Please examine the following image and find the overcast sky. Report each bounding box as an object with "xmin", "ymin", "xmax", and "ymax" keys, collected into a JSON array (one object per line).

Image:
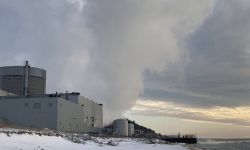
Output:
[{"xmin": 0, "ymin": 0, "xmax": 250, "ymax": 138}]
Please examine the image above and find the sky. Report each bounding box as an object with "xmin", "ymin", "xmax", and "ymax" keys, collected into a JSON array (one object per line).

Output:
[{"xmin": 0, "ymin": 0, "xmax": 250, "ymax": 138}]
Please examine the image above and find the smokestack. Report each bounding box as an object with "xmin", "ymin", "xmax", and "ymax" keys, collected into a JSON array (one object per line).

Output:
[{"xmin": 24, "ymin": 61, "xmax": 29, "ymax": 96}]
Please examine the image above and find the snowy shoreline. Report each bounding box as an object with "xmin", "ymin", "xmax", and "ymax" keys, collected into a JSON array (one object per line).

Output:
[{"xmin": 0, "ymin": 128, "xmax": 189, "ymax": 150}]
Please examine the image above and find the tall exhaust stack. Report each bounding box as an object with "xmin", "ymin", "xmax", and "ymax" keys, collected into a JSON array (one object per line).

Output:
[{"xmin": 24, "ymin": 60, "xmax": 29, "ymax": 96}]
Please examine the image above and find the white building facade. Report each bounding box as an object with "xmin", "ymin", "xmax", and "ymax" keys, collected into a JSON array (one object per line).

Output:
[{"xmin": 0, "ymin": 93, "xmax": 103, "ymax": 132}]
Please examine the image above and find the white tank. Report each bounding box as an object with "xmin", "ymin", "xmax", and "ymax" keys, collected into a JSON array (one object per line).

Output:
[
  {"xmin": 113, "ymin": 119, "xmax": 128, "ymax": 136},
  {"xmin": 128, "ymin": 123, "xmax": 134, "ymax": 136}
]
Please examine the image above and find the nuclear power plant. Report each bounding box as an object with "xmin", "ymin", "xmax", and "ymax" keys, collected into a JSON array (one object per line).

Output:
[{"xmin": 0, "ymin": 61, "xmax": 103, "ymax": 132}]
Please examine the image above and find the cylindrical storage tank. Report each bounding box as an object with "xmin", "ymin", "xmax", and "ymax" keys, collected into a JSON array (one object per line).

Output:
[
  {"xmin": 113, "ymin": 119, "xmax": 128, "ymax": 136},
  {"xmin": 0, "ymin": 62, "xmax": 46, "ymax": 96},
  {"xmin": 128, "ymin": 123, "xmax": 134, "ymax": 136}
]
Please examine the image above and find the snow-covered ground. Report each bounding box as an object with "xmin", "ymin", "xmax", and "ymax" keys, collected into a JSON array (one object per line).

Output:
[{"xmin": 0, "ymin": 128, "xmax": 188, "ymax": 150}]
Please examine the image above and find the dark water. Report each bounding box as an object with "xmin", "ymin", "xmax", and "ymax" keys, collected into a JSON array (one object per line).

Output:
[{"xmin": 188, "ymin": 139, "xmax": 250, "ymax": 150}]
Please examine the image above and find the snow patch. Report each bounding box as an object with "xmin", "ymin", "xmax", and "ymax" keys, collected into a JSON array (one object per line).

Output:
[{"xmin": 0, "ymin": 128, "xmax": 188, "ymax": 150}]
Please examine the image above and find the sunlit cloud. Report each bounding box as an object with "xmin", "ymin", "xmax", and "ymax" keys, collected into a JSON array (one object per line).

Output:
[{"xmin": 131, "ymin": 99, "xmax": 250, "ymax": 127}]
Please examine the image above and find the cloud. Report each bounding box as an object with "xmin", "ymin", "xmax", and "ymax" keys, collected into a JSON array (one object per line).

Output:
[
  {"xmin": 144, "ymin": 0, "xmax": 250, "ymax": 108},
  {"xmin": 130, "ymin": 99, "xmax": 250, "ymax": 127},
  {"xmin": 82, "ymin": 0, "xmax": 214, "ymax": 121}
]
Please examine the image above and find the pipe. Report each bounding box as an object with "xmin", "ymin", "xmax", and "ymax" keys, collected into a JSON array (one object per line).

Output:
[{"xmin": 24, "ymin": 61, "xmax": 29, "ymax": 96}]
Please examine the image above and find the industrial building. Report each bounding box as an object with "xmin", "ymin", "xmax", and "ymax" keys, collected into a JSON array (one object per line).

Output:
[{"xmin": 0, "ymin": 61, "xmax": 103, "ymax": 132}]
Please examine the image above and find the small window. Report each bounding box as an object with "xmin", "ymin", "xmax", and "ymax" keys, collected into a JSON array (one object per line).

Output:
[
  {"xmin": 48, "ymin": 103, "xmax": 53, "ymax": 107},
  {"xmin": 33, "ymin": 103, "xmax": 41, "ymax": 109},
  {"xmin": 24, "ymin": 103, "xmax": 29, "ymax": 107}
]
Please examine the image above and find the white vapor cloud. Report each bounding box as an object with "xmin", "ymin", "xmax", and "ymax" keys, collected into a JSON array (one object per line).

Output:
[{"xmin": 82, "ymin": 0, "xmax": 214, "ymax": 122}]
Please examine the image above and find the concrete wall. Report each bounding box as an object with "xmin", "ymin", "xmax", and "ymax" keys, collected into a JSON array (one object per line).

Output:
[
  {"xmin": 60, "ymin": 94, "xmax": 103, "ymax": 128},
  {"xmin": 78, "ymin": 96, "xmax": 103, "ymax": 128},
  {"xmin": 57, "ymin": 98, "xmax": 86, "ymax": 132},
  {"xmin": 0, "ymin": 97, "xmax": 58, "ymax": 129}
]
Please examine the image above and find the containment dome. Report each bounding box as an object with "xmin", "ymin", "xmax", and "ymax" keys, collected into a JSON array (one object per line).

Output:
[{"xmin": 0, "ymin": 61, "xmax": 46, "ymax": 96}]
